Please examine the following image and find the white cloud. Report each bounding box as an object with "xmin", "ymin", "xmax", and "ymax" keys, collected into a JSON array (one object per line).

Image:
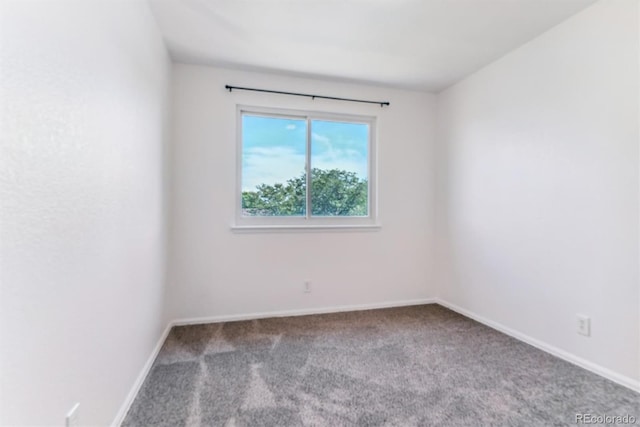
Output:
[
  {"xmin": 311, "ymin": 135, "xmax": 368, "ymax": 179},
  {"xmin": 313, "ymin": 154, "xmax": 368, "ymax": 179},
  {"xmin": 311, "ymin": 132, "xmax": 330, "ymax": 144},
  {"xmin": 286, "ymin": 124, "xmax": 296, "ymax": 130},
  {"xmin": 243, "ymin": 142, "xmax": 369, "ymax": 192},
  {"xmin": 311, "ymin": 133, "xmax": 367, "ymax": 176},
  {"xmin": 243, "ymin": 146, "xmax": 305, "ymax": 191}
]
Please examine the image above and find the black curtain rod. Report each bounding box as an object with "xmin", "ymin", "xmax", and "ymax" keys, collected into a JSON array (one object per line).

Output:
[{"xmin": 225, "ymin": 85, "xmax": 390, "ymax": 107}]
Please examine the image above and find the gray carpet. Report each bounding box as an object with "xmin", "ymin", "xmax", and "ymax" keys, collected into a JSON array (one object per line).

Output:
[{"xmin": 122, "ymin": 304, "xmax": 639, "ymax": 426}]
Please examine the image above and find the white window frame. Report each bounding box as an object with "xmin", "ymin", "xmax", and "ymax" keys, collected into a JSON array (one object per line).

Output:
[{"xmin": 233, "ymin": 105, "xmax": 379, "ymax": 231}]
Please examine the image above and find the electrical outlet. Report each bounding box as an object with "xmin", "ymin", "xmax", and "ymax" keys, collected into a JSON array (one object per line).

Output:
[
  {"xmin": 304, "ymin": 280, "xmax": 311, "ymax": 293},
  {"xmin": 577, "ymin": 314, "xmax": 590, "ymax": 336},
  {"xmin": 66, "ymin": 403, "xmax": 79, "ymax": 427}
]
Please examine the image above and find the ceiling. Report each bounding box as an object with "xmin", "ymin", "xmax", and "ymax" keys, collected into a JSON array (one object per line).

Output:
[{"xmin": 148, "ymin": 0, "xmax": 597, "ymax": 92}]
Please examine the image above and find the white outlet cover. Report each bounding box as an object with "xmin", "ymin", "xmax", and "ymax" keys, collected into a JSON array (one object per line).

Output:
[{"xmin": 577, "ymin": 314, "xmax": 591, "ymax": 336}]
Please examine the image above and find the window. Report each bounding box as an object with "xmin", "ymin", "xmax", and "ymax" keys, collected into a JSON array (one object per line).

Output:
[{"xmin": 236, "ymin": 106, "xmax": 377, "ymax": 229}]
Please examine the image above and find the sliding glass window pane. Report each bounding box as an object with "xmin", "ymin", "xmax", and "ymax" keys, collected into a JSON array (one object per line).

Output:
[
  {"xmin": 241, "ymin": 115, "xmax": 307, "ymax": 216},
  {"xmin": 310, "ymin": 120, "xmax": 369, "ymax": 217}
]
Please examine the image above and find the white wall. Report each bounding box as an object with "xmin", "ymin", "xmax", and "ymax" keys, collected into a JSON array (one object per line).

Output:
[
  {"xmin": 166, "ymin": 65, "xmax": 436, "ymax": 321},
  {"xmin": 436, "ymin": 0, "xmax": 639, "ymax": 387},
  {"xmin": 0, "ymin": 0, "xmax": 171, "ymax": 425}
]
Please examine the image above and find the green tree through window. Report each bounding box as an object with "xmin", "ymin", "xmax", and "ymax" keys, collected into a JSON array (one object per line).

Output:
[{"xmin": 242, "ymin": 168, "xmax": 367, "ymax": 216}]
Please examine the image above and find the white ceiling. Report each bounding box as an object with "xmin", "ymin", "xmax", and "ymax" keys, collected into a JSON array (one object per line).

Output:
[{"xmin": 148, "ymin": 0, "xmax": 597, "ymax": 92}]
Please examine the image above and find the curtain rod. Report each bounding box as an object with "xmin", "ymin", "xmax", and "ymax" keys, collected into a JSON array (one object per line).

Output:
[{"xmin": 225, "ymin": 85, "xmax": 390, "ymax": 107}]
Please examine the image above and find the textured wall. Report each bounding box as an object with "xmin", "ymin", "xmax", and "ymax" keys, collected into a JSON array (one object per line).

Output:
[
  {"xmin": 436, "ymin": 0, "xmax": 639, "ymax": 386},
  {"xmin": 0, "ymin": 0, "xmax": 171, "ymax": 424}
]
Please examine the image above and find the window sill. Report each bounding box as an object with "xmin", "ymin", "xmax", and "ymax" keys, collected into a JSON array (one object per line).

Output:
[{"xmin": 230, "ymin": 224, "xmax": 382, "ymax": 233}]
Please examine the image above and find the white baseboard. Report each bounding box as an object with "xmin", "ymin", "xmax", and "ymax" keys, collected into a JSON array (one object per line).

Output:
[
  {"xmin": 435, "ymin": 298, "xmax": 640, "ymax": 393},
  {"xmin": 111, "ymin": 323, "xmax": 173, "ymax": 427},
  {"xmin": 172, "ymin": 298, "xmax": 437, "ymax": 326}
]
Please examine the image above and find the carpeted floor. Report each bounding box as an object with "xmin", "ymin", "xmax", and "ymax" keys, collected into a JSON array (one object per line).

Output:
[{"xmin": 122, "ymin": 304, "xmax": 639, "ymax": 426}]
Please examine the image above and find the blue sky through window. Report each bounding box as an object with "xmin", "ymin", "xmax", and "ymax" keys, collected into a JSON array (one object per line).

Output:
[
  {"xmin": 242, "ymin": 115, "xmax": 368, "ymax": 191},
  {"xmin": 311, "ymin": 120, "xmax": 368, "ymax": 180},
  {"xmin": 242, "ymin": 115, "xmax": 306, "ymax": 191}
]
